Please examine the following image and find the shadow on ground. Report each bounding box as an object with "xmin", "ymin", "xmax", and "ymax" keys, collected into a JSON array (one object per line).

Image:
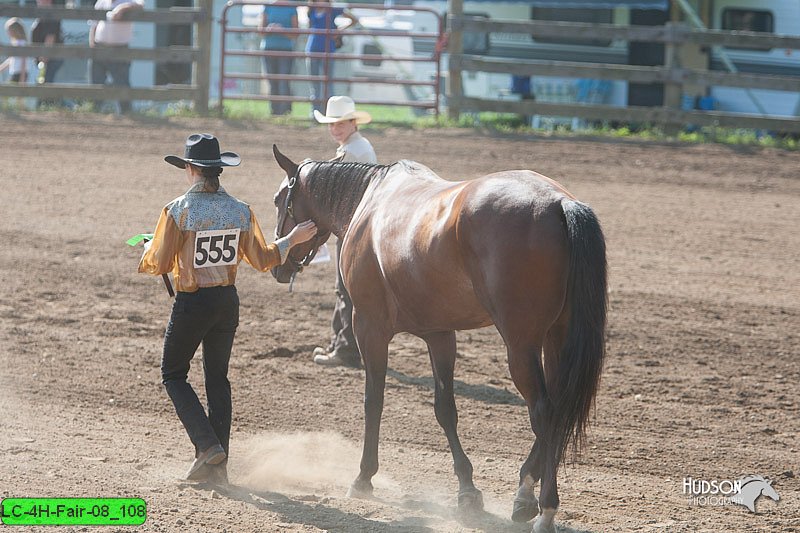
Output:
[
  {"xmin": 189, "ymin": 481, "xmax": 596, "ymax": 532},
  {"xmin": 388, "ymin": 369, "xmax": 525, "ymax": 406}
]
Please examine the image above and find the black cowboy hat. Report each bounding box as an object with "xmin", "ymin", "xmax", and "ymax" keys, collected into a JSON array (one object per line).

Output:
[{"xmin": 165, "ymin": 133, "xmax": 241, "ymax": 169}]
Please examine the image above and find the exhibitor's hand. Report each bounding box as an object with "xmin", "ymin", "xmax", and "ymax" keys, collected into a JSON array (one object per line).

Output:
[{"xmin": 287, "ymin": 220, "xmax": 317, "ymax": 247}]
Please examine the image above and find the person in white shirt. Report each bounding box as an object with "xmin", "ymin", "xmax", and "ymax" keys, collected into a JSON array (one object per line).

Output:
[
  {"xmin": 311, "ymin": 96, "xmax": 377, "ymax": 367},
  {"xmin": 0, "ymin": 18, "xmax": 28, "ymax": 83},
  {"xmin": 88, "ymin": 0, "xmax": 144, "ymax": 113}
]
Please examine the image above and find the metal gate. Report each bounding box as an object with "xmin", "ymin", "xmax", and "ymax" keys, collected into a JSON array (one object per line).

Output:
[{"xmin": 219, "ymin": 1, "xmax": 444, "ymax": 117}]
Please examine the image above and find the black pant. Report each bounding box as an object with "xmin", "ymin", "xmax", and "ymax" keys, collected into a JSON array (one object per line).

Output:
[
  {"xmin": 161, "ymin": 286, "xmax": 239, "ymax": 456},
  {"xmin": 330, "ymin": 238, "xmax": 359, "ymax": 357}
]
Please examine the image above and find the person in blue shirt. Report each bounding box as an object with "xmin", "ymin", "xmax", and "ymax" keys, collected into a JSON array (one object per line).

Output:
[
  {"xmin": 305, "ymin": 0, "xmax": 357, "ymax": 113},
  {"xmin": 510, "ymin": 75, "xmax": 534, "ymax": 125},
  {"xmin": 511, "ymin": 75, "xmax": 532, "ymax": 100},
  {"xmin": 259, "ymin": 1, "xmax": 298, "ymax": 116}
]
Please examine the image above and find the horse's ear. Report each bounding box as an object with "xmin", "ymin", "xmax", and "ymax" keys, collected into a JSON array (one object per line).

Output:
[{"xmin": 273, "ymin": 144, "xmax": 299, "ymax": 177}]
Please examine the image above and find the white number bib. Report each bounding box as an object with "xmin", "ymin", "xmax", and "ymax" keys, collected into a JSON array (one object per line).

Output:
[{"xmin": 194, "ymin": 228, "xmax": 240, "ymax": 269}]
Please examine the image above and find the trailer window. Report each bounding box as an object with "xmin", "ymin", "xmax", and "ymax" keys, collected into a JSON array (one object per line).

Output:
[
  {"xmin": 530, "ymin": 8, "xmax": 612, "ymax": 47},
  {"xmin": 362, "ymin": 43, "xmax": 382, "ymax": 67},
  {"xmin": 722, "ymin": 9, "xmax": 773, "ymax": 33},
  {"xmin": 721, "ymin": 9, "xmax": 773, "ymax": 50}
]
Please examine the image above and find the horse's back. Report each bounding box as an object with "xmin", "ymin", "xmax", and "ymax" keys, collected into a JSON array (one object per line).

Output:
[
  {"xmin": 343, "ymin": 163, "xmax": 572, "ymax": 334},
  {"xmin": 365, "ymin": 163, "xmax": 572, "ymax": 229},
  {"xmin": 462, "ymin": 169, "xmax": 574, "ymax": 214}
]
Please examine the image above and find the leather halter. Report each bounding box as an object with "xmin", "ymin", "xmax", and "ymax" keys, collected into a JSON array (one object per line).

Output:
[{"xmin": 276, "ymin": 165, "xmax": 321, "ymax": 273}]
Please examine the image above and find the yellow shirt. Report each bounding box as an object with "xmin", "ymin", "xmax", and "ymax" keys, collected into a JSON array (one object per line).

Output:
[{"xmin": 138, "ymin": 183, "xmax": 288, "ymax": 293}]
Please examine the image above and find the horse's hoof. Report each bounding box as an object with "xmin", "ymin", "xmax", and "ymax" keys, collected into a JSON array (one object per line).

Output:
[
  {"xmin": 532, "ymin": 522, "xmax": 556, "ymax": 533},
  {"xmin": 346, "ymin": 479, "xmax": 374, "ymax": 499},
  {"xmin": 511, "ymin": 495, "xmax": 539, "ymax": 522},
  {"xmin": 532, "ymin": 508, "xmax": 557, "ymax": 533},
  {"xmin": 457, "ymin": 488, "xmax": 484, "ymax": 512}
]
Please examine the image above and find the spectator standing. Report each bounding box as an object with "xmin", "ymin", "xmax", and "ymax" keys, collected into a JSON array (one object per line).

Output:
[
  {"xmin": 0, "ymin": 18, "xmax": 29, "ymax": 84},
  {"xmin": 89, "ymin": 0, "xmax": 144, "ymax": 114},
  {"xmin": 510, "ymin": 75, "xmax": 534, "ymax": 126},
  {"xmin": 305, "ymin": 0, "xmax": 356, "ymax": 113},
  {"xmin": 511, "ymin": 75, "xmax": 533, "ymax": 100},
  {"xmin": 31, "ymin": 0, "xmax": 64, "ymax": 106},
  {"xmin": 311, "ymin": 96, "xmax": 376, "ymax": 368},
  {"xmin": 258, "ymin": 0, "xmax": 298, "ymax": 116}
]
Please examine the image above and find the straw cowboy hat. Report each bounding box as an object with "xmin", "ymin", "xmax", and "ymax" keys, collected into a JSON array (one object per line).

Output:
[
  {"xmin": 313, "ymin": 96, "xmax": 372, "ymax": 124},
  {"xmin": 165, "ymin": 133, "xmax": 241, "ymax": 169}
]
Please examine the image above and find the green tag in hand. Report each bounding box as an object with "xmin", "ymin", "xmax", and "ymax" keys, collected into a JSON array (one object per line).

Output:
[{"xmin": 126, "ymin": 233, "xmax": 154, "ymax": 246}]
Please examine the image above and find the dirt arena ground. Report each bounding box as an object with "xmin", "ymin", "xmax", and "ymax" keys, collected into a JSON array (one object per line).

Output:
[{"xmin": 1, "ymin": 113, "xmax": 798, "ymax": 533}]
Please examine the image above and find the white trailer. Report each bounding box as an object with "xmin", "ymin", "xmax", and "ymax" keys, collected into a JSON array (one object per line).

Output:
[
  {"xmin": 705, "ymin": 0, "xmax": 800, "ymax": 116},
  {"xmin": 410, "ymin": 0, "xmax": 800, "ymax": 118}
]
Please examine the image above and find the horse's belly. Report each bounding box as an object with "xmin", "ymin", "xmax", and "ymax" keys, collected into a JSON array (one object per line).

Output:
[{"xmin": 392, "ymin": 274, "xmax": 493, "ymax": 333}]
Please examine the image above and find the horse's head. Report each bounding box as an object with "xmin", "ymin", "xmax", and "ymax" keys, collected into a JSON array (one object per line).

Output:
[
  {"xmin": 733, "ymin": 475, "xmax": 781, "ymax": 512},
  {"xmin": 270, "ymin": 145, "xmax": 328, "ymax": 284},
  {"xmin": 761, "ymin": 479, "xmax": 780, "ymax": 502}
]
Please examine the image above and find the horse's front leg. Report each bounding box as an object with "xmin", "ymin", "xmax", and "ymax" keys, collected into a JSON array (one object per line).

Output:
[
  {"xmin": 347, "ymin": 312, "xmax": 390, "ymax": 499},
  {"xmin": 423, "ymin": 331, "xmax": 483, "ymax": 512}
]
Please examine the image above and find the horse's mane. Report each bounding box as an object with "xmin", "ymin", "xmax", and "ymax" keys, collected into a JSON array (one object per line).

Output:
[{"xmin": 305, "ymin": 160, "xmax": 394, "ymax": 230}]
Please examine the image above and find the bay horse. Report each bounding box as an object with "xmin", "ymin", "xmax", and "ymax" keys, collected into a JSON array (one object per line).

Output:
[{"xmin": 270, "ymin": 145, "xmax": 606, "ymax": 533}]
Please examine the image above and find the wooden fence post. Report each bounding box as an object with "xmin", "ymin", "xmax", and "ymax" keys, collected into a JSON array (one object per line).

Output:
[
  {"xmin": 194, "ymin": 0, "xmax": 212, "ymax": 115},
  {"xmin": 662, "ymin": 22, "xmax": 683, "ymax": 135},
  {"xmin": 447, "ymin": 0, "xmax": 463, "ymax": 121}
]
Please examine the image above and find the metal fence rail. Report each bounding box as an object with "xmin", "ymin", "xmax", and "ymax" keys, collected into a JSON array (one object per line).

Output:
[{"xmin": 219, "ymin": 0, "xmax": 443, "ymax": 116}]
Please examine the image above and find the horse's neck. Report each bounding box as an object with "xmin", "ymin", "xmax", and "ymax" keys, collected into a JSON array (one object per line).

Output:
[
  {"xmin": 320, "ymin": 208, "xmax": 350, "ymax": 240},
  {"xmin": 312, "ymin": 191, "xmax": 357, "ymax": 239},
  {"xmin": 307, "ymin": 165, "xmax": 374, "ymax": 238},
  {"xmin": 330, "ymin": 197, "xmax": 358, "ymax": 238}
]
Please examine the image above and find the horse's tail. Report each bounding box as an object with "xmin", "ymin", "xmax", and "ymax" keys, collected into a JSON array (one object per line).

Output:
[{"xmin": 553, "ymin": 199, "xmax": 607, "ymax": 461}]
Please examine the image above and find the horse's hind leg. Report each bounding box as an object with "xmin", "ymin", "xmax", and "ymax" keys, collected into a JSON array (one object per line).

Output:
[
  {"xmin": 423, "ymin": 331, "xmax": 483, "ymax": 512},
  {"xmin": 511, "ymin": 438, "xmax": 541, "ymax": 522},
  {"xmin": 504, "ymin": 339, "xmax": 546, "ymax": 523},
  {"xmin": 514, "ymin": 371, "xmax": 560, "ymax": 533},
  {"xmin": 532, "ymin": 321, "xmax": 570, "ymax": 533}
]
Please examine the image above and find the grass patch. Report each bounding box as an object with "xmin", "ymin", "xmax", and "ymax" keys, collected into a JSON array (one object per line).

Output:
[
  {"xmin": 220, "ymin": 99, "xmax": 425, "ymax": 125},
  {"xmin": 5, "ymin": 95, "xmax": 798, "ymax": 150},
  {"xmin": 217, "ymin": 100, "xmax": 538, "ymax": 132}
]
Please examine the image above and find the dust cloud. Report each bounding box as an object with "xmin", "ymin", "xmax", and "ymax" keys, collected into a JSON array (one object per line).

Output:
[{"xmin": 236, "ymin": 431, "xmax": 385, "ymax": 495}]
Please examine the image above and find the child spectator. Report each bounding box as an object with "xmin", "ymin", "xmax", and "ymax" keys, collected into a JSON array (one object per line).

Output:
[{"xmin": 1, "ymin": 18, "xmax": 29, "ymax": 83}]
